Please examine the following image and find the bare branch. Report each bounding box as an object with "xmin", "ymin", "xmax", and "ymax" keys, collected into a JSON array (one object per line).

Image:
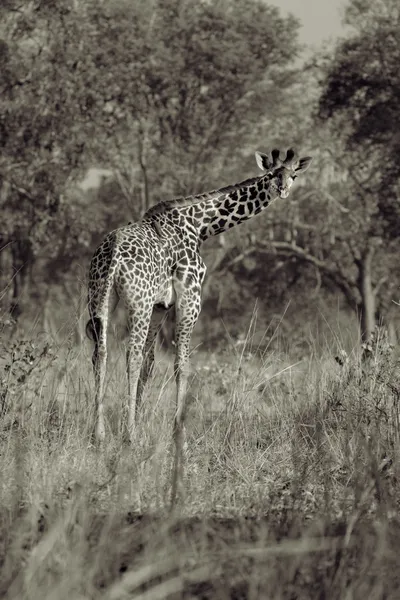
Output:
[
  {"xmin": 373, "ymin": 275, "xmax": 388, "ymax": 298},
  {"xmin": 263, "ymin": 241, "xmax": 359, "ymax": 308}
]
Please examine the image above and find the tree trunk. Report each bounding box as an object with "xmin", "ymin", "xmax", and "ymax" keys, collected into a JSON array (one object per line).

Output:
[
  {"xmin": 10, "ymin": 240, "xmax": 32, "ymax": 322},
  {"xmin": 357, "ymin": 248, "xmax": 376, "ymax": 342},
  {"xmin": 137, "ymin": 126, "xmax": 150, "ymax": 212}
]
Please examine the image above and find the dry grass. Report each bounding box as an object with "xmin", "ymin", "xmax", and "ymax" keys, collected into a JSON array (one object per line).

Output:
[{"xmin": 1, "ymin": 324, "xmax": 400, "ymax": 599}]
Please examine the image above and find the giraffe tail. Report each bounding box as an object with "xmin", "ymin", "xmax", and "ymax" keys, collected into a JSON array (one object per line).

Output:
[
  {"xmin": 85, "ymin": 316, "xmax": 102, "ymax": 342},
  {"xmin": 86, "ymin": 278, "xmax": 115, "ymax": 343},
  {"xmin": 86, "ymin": 232, "xmax": 118, "ymax": 344}
]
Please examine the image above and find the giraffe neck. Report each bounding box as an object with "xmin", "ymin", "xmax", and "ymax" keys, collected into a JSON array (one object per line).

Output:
[{"xmin": 185, "ymin": 174, "xmax": 279, "ymax": 242}]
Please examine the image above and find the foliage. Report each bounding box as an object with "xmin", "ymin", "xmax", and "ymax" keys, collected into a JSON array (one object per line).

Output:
[
  {"xmin": 0, "ymin": 333, "xmax": 57, "ymax": 422},
  {"xmin": 213, "ymin": 1, "xmax": 400, "ymax": 341},
  {"xmin": 0, "ymin": 0, "xmax": 301, "ymax": 324},
  {"xmin": 319, "ymin": 0, "xmax": 400, "ymax": 153},
  {"xmin": 0, "ymin": 0, "xmax": 96, "ymax": 313},
  {"xmin": 330, "ymin": 326, "xmax": 400, "ymax": 450},
  {"xmin": 318, "ymin": 0, "xmax": 400, "ymax": 233},
  {"xmin": 2, "ymin": 0, "xmax": 400, "ymax": 347}
]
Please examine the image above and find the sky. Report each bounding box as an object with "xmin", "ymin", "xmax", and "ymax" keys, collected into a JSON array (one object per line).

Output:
[{"xmin": 268, "ymin": 0, "xmax": 349, "ymax": 48}]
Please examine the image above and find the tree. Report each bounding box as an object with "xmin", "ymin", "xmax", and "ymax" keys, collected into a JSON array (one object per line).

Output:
[
  {"xmin": 318, "ymin": 0, "xmax": 400, "ymax": 235},
  {"xmin": 207, "ymin": 58, "xmax": 400, "ymax": 343},
  {"xmin": 0, "ymin": 0, "xmax": 98, "ymax": 318},
  {"xmin": 1, "ymin": 0, "xmax": 303, "ymax": 332},
  {"xmin": 86, "ymin": 0, "xmax": 301, "ymax": 194}
]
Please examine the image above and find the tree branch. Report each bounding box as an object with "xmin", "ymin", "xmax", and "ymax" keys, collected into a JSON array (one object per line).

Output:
[
  {"xmin": 268, "ymin": 241, "xmax": 362, "ymax": 310},
  {"xmin": 218, "ymin": 240, "xmax": 359, "ymax": 310}
]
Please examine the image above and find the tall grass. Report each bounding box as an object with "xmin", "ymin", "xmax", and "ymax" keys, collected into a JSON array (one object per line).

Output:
[{"xmin": 1, "ymin": 322, "xmax": 400, "ymax": 598}]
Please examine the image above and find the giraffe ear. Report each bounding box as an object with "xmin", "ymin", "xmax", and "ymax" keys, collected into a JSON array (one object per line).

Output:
[
  {"xmin": 255, "ymin": 151, "xmax": 273, "ymax": 172},
  {"xmin": 294, "ymin": 156, "xmax": 313, "ymax": 174}
]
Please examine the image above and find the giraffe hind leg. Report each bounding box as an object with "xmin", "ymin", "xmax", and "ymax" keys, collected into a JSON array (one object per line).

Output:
[
  {"xmin": 89, "ymin": 313, "xmax": 107, "ymax": 443},
  {"xmin": 170, "ymin": 290, "xmax": 202, "ymax": 507},
  {"xmin": 87, "ymin": 285, "xmax": 119, "ymax": 443},
  {"xmin": 137, "ymin": 305, "xmax": 167, "ymax": 408},
  {"xmin": 125, "ymin": 304, "xmax": 153, "ymax": 442}
]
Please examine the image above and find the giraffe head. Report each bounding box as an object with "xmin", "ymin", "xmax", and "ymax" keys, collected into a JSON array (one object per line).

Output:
[{"xmin": 255, "ymin": 148, "xmax": 313, "ymax": 199}]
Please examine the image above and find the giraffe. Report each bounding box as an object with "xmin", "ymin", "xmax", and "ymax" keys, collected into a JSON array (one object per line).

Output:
[{"xmin": 86, "ymin": 148, "xmax": 313, "ymax": 446}]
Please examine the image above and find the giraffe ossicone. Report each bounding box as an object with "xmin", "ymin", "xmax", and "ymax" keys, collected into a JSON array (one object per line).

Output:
[{"xmin": 86, "ymin": 148, "xmax": 313, "ymax": 445}]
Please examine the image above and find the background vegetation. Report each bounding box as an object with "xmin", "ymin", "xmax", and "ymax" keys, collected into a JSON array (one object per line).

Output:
[{"xmin": 1, "ymin": 0, "xmax": 400, "ymax": 597}]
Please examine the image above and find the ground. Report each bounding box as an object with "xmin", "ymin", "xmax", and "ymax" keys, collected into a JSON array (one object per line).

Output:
[{"xmin": 1, "ymin": 326, "xmax": 400, "ymax": 599}]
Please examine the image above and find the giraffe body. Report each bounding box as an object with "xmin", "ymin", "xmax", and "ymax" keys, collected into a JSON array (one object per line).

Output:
[{"xmin": 87, "ymin": 149, "xmax": 312, "ymax": 443}]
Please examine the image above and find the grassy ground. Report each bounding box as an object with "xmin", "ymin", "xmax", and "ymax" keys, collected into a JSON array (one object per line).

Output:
[{"xmin": 1, "ymin": 324, "xmax": 400, "ymax": 599}]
